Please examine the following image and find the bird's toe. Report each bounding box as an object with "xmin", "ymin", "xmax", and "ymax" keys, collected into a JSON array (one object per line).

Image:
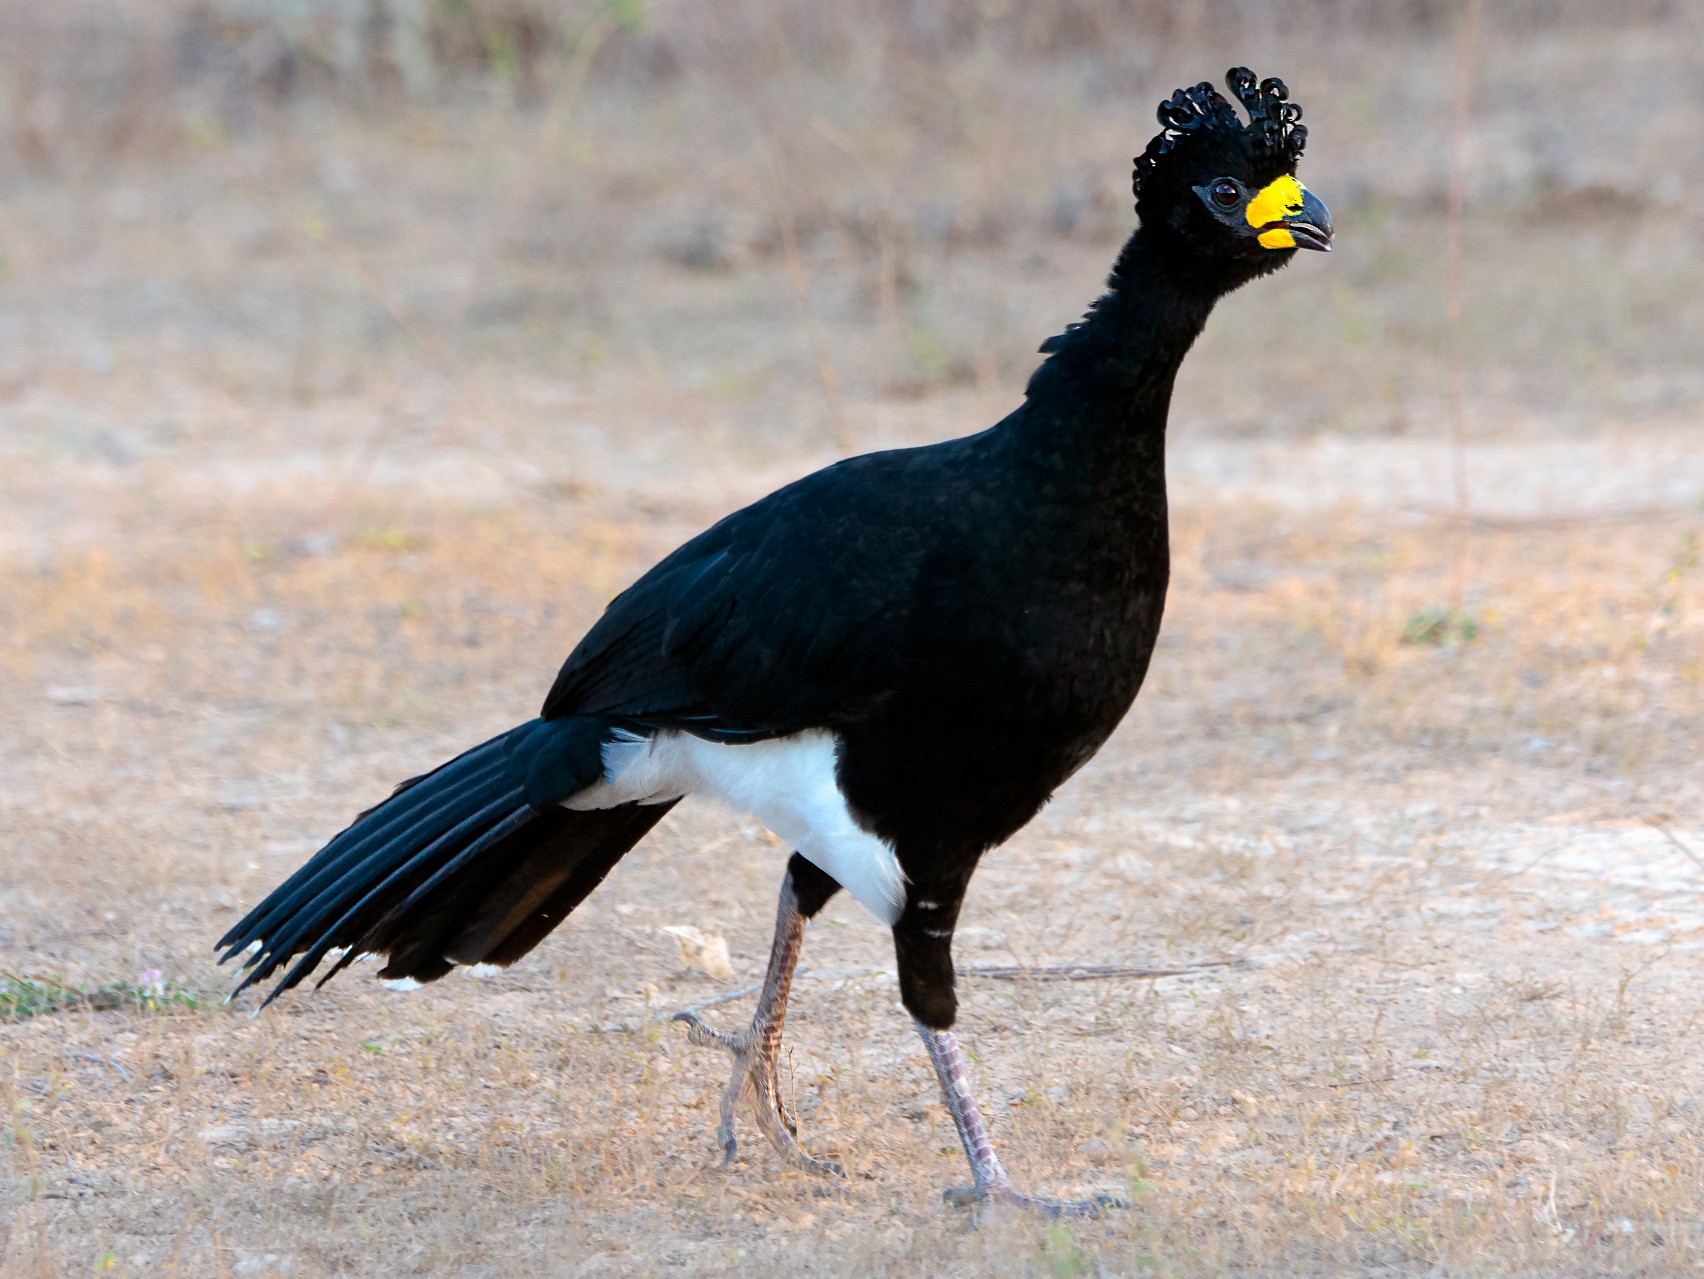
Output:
[{"xmin": 673, "ymin": 1009, "xmax": 742, "ymax": 1053}]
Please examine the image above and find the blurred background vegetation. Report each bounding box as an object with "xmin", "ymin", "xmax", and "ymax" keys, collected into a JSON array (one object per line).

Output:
[{"xmin": 1, "ymin": 0, "xmax": 1701, "ymax": 461}]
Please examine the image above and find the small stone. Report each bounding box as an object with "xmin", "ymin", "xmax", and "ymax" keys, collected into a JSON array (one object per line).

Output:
[
  {"xmin": 1076, "ymin": 1137, "xmax": 1113, "ymax": 1163},
  {"xmin": 232, "ymin": 1257, "xmax": 291, "ymax": 1275},
  {"xmin": 45, "ymin": 685, "xmax": 102, "ymax": 705},
  {"xmin": 661, "ymin": 924, "xmax": 734, "ymax": 980},
  {"xmin": 200, "ymin": 1125, "xmax": 252, "ymax": 1149}
]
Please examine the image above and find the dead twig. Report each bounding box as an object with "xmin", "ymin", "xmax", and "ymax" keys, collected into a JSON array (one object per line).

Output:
[
  {"xmin": 441, "ymin": 13, "xmax": 615, "ymax": 341},
  {"xmin": 0, "ymin": 968, "xmax": 76, "ymax": 993},
  {"xmin": 662, "ymin": 959, "xmax": 1233, "ymax": 1021},
  {"xmin": 61, "ymin": 1052, "xmax": 129, "ymax": 1080},
  {"xmin": 167, "ymin": 1206, "xmax": 197, "ymax": 1275},
  {"xmin": 668, "ymin": 981, "xmax": 765, "ymax": 1018},
  {"xmin": 760, "ymin": 138, "xmax": 850, "ymax": 452},
  {"xmin": 1445, "ymin": 0, "xmax": 1484, "ymax": 611},
  {"xmin": 960, "ymin": 961, "xmax": 1241, "ymax": 982},
  {"xmin": 1643, "ymin": 816, "xmax": 1704, "ymax": 872},
  {"xmin": 1401, "ymin": 504, "xmax": 1680, "ymax": 531}
]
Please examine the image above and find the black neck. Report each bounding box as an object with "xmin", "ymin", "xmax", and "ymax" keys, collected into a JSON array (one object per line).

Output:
[{"xmin": 1019, "ymin": 227, "xmax": 1220, "ymax": 431}]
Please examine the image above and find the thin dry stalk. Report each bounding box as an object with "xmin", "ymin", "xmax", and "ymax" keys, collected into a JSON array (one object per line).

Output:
[
  {"xmin": 296, "ymin": 221, "xmax": 442, "ymax": 517},
  {"xmin": 166, "ymin": 1207, "xmax": 196, "ymax": 1272},
  {"xmin": 959, "ymin": 961, "xmax": 1240, "ymax": 982},
  {"xmin": 1644, "ymin": 816, "xmax": 1704, "ymax": 872},
  {"xmin": 762, "ymin": 138, "xmax": 850, "ymax": 452},
  {"xmin": 811, "ymin": 113, "xmax": 902, "ymax": 436},
  {"xmin": 440, "ymin": 13, "xmax": 615, "ymax": 341},
  {"xmin": 1445, "ymin": 0, "xmax": 1485, "ymax": 611},
  {"xmin": 663, "ymin": 960, "xmax": 1230, "ymax": 1020}
]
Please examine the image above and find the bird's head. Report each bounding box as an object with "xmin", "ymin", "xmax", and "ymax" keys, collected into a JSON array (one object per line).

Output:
[{"xmin": 1133, "ymin": 68, "xmax": 1331, "ymax": 289}]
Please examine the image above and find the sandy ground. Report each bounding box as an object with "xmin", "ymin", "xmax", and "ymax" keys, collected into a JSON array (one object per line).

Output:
[
  {"xmin": 4, "ymin": 13, "xmax": 1704, "ymax": 1276},
  {"xmin": 3, "ymin": 386, "xmax": 1701, "ymax": 1277}
]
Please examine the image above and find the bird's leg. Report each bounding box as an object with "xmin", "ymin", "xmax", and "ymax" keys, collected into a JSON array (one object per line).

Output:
[
  {"xmin": 914, "ymin": 1021, "xmax": 1125, "ymax": 1218},
  {"xmin": 673, "ymin": 857, "xmax": 842, "ymax": 1176},
  {"xmin": 896, "ymin": 889, "xmax": 1124, "ymax": 1218},
  {"xmin": 914, "ymin": 1021, "xmax": 1012, "ymax": 1197}
]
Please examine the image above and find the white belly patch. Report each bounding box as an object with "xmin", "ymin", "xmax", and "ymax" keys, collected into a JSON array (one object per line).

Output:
[{"xmin": 561, "ymin": 728, "xmax": 907, "ymax": 925}]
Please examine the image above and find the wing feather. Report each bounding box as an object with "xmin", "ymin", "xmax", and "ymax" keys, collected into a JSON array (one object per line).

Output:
[{"xmin": 541, "ymin": 449, "xmax": 943, "ymax": 737}]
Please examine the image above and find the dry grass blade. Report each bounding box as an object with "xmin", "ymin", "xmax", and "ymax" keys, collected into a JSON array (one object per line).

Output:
[
  {"xmin": 958, "ymin": 961, "xmax": 1243, "ymax": 982},
  {"xmin": 664, "ymin": 959, "xmax": 1230, "ymax": 1021},
  {"xmin": 1444, "ymin": 0, "xmax": 1485, "ymax": 611}
]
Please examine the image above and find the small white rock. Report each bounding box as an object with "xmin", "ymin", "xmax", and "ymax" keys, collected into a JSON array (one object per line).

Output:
[{"xmin": 661, "ymin": 925, "xmax": 734, "ymax": 980}]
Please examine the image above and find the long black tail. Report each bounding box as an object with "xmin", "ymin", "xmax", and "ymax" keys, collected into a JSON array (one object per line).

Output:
[{"xmin": 218, "ymin": 717, "xmax": 673, "ymax": 1005}]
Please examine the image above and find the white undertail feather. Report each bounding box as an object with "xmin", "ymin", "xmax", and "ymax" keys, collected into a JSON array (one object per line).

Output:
[{"xmin": 564, "ymin": 728, "xmax": 908, "ymax": 925}]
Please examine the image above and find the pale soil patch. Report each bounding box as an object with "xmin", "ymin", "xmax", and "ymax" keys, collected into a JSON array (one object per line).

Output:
[
  {"xmin": 3, "ymin": 16, "xmax": 1704, "ymax": 1275},
  {"xmin": 3, "ymin": 432, "xmax": 1700, "ymax": 1275}
]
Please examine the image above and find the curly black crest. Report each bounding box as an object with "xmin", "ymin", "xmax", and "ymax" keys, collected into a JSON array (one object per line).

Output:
[{"xmin": 1133, "ymin": 67, "xmax": 1308, "ymax": 197}]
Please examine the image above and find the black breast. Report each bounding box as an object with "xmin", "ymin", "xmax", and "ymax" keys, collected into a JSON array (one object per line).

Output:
[{"xmin": 837, "ymin": 458, "xmax": 1170, "ymax": 869}]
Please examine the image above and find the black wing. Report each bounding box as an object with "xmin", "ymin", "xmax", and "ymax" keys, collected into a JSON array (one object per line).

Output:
[{"xmin": 542, "ymin": 444, "xmax": 961, "ymax": 738}]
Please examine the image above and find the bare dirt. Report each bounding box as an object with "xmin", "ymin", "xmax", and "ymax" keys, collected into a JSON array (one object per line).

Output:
[{"xmin": 2, "ymin": 9, "xmax": 1703, "ymax": 1276}]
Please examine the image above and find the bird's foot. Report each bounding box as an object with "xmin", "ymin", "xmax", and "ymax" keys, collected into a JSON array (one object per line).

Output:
[
  {"xmin": 943, "ymin": 1180, "xmax": 1128, "ymax": 1219},
  {"xmin": 672, "ymin": 1009, "xmax": 843, "ymax": 1178}
]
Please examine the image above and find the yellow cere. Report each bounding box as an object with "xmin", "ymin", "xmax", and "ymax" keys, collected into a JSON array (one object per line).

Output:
[{"xmin": 1246, "ymin": 175, "xmax": 1306, "ymax": 249}]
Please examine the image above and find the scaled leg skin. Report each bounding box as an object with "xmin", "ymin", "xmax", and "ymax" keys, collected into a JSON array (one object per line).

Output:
[
  {"xmin": 673, "ymin": 853, "xmax": 842, "ymax": 1175},
  {"xmin": 896, "ymin": 894, "xmax": 1126, "ymax": 1218}
]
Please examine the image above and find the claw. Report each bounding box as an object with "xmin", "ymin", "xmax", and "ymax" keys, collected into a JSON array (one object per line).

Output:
[
  {"xmin": 914, "ymin": 1020, "xmax": 1126, "ymax": 1219},
  {"xmin": 672, "ymin": 1009, "xmax": 739, "ymax": 1052},
  {"xmin": 670, "ymin": 873, "xmax": 845, "ymax": 1178},
  {"xmin": 673, "ymin": 1009, "xmax": 844, "ymax": 1178}
]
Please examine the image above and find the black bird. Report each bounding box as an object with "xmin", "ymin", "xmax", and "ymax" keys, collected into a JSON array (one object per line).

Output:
[{"xmin": 220, "ymin": 67, "xmax": 1331, "ymax": 1214}]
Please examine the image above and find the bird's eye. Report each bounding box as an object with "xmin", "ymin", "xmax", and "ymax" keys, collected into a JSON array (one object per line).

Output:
[{"xmin": 1210, "ymin": 180, "xmax": 1241, "ymax": 208}]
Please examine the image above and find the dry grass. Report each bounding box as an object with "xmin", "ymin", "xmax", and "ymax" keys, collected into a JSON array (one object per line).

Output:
[
  {"xmin": 4, "ymin": 481, "xmax": 1702, "ymax": 1277},
  {"xmin": 3, "ymin": 5, "xmax": 1704, "ymax": 1276}
]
